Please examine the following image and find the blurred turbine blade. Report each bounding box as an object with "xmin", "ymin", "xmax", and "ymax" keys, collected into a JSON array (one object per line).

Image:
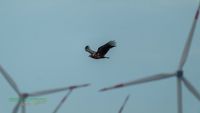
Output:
[
  {"xmin": 21, "ymin": 99, "xmax": 26, "ymax": 113},
  {"xmin": 53, "ymin": 90, "xmax": 72, "ymax": 113},
  {"xmin": 118, "ymin": 95, "xmax": 130, "ymax": 113},
  {"xmin": 29, "ymin": 83, "xmax": 90, "ymax": 97},
  {"xmin": 100, "ymin": 73, "xmax": 176, "ymax": 91},
  {"xmin": 178, "ymin": 1, "xmax": 200, "ymax": 70},
  {"xmin": 181, "ymin": 76, "xmax": 200, "ymax": 101},
  {"xmin": 0, "ymin": 65, "xmax": 21, "ymax": 95},
  {"xmin": 12, "ymin": 99, "xmax": 21, "ymax": 113},
  {"xmin": 177, "ymin": 78, "xmax": 183, "ymax": 113}
]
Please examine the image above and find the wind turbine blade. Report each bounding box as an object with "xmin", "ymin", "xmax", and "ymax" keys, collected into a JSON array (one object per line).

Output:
[
  {"xmin": 118, "ymin": 95, "xmax": 130, "ymax": 113},
  {"xmin": 177, "ymin": 78, "xmax": 183, "ymax": 113},
  {"xmin": 12, "ymin": 100, "xmax": 21, "ymax": 113},
  {"xmin": 181, "ymin": 76, "xmax": 200, "ymax": 101},
  {"xmin": 52, "ymin": 90, "xmax": 72, "ymax": 113},
  {"xmin": 21, "ymin": 100, "xmax": 26, "ymax": 113},
  {"xmin": 29, "ymin": 83, "xmax": 90, "ymax": 97},
  {"xmin": 100, "ymin": 73, "xmax": 176, "ymax": 91},
  {"xmin": 178, "ymin": 1, "xmax": 200, "ymax": 70},
  {"xmin": 0, "ymin": 65, "xmax": 21, "ymax": 95}
]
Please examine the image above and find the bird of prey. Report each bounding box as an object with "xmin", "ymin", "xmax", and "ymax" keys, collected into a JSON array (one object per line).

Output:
[{"xmin": 85, "ymin": 40, "xmax": 116, "ymax": 59}]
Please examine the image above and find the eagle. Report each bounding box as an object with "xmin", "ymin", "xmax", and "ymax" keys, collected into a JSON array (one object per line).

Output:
[{"xmin": 85, "ymin": 40, "xmax": 116, "ymax": 59}]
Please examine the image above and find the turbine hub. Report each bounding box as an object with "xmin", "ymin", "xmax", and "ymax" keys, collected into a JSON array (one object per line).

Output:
[
  {"xmin": 21, "ymin": 93, "xmax": 29, "ymax": 98},
  {"xmin": 177, "ymin": 70, "xmax": 183, "ymax": 78}
]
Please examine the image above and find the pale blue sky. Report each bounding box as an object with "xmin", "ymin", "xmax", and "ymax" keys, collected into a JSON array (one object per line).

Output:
[{"xmin": 0, "ymin": 0, "xmax": 200, "ymax": 113}]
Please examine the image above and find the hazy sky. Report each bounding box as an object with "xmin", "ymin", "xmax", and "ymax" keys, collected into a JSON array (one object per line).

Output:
[{"xmin": 0, "ymin": 0, "xmax": 200, "ymax": 113}]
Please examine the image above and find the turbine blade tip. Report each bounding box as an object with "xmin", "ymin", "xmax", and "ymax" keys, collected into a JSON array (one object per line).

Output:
[
  {"xmin": 195, "ymin": 10, "xmax": 199, "ymax": 20},
  {"xmin": 99, "ymin": 88, "xmax": 108, "ymax": 92},
  {"xmin": 84, "ymin": 83, "xmax": 91, "ymax": 87},
  {"xmin": 114, "ymin": 84, "xmax": 125, "ymax": 88}
]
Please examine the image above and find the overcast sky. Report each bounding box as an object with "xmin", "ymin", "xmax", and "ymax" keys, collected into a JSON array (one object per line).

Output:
[{"xmin": 0, "ymin": 0, "xmax": 200, "ymax": 113}]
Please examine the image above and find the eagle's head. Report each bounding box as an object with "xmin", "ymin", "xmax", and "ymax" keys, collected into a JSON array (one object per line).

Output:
[
  {"xmin": 89, "ymin": 53, "xmax": 109, "ymax": 59},
  {"xmin": 89, "ymin": 54, "xmax": 98, "ymax": 59}
]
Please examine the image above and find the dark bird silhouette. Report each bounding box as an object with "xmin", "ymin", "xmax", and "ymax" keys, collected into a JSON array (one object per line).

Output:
[{"xmin": 85, "ymin": 40, "xmax": 116, "ymax": 59}]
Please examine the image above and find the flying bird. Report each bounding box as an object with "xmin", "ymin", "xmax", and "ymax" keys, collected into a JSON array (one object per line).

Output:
[{"xmin": 85, "ymin": 40, "xmax": 116, "ymax": 59}]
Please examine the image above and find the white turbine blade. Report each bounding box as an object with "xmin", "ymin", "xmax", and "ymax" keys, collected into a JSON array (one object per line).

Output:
[
  {"xmin": 29, "ymin": 83, "xmax": 90, "ymax": 97},
  {"xmin": 52, "ymin": 90, "xmax": 72, "ymax": 113},
  {"xmin": 177, "ymin": 78, "xmax": 183, "ymax": 113},
  {"xmin": 118, "ymin": 95, "xmax": 130, "ymax": 113},
  {"xmin": 0, "ymin": 65, "xmax": 21, "ymax": 95},
  {"xmin": 178, "ymin": 1, "xmax": 200, "ymax": 70},
  {"xmin": 21, "ymin": 100, "xmax": 26, "ymax": 113},
  {"xmin": 100, "ymin": 73, "xmax": 176, "ymax": 91},
  {"xmin": 12, "ymin": 100, "xmax": 21, "ymax": 113},
  {"xmin": 181, "ymin": 76, "xmax": 200, "ymax": 101}
]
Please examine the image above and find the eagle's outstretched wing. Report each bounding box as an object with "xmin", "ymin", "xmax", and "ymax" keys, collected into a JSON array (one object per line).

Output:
[
  {"xmin": 96, "ymin": 40, "xmax": 116, "ymax": 57},
  {"xmin": 85, "ymin": 46, "xmax": 96, "ymax": 54}
]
